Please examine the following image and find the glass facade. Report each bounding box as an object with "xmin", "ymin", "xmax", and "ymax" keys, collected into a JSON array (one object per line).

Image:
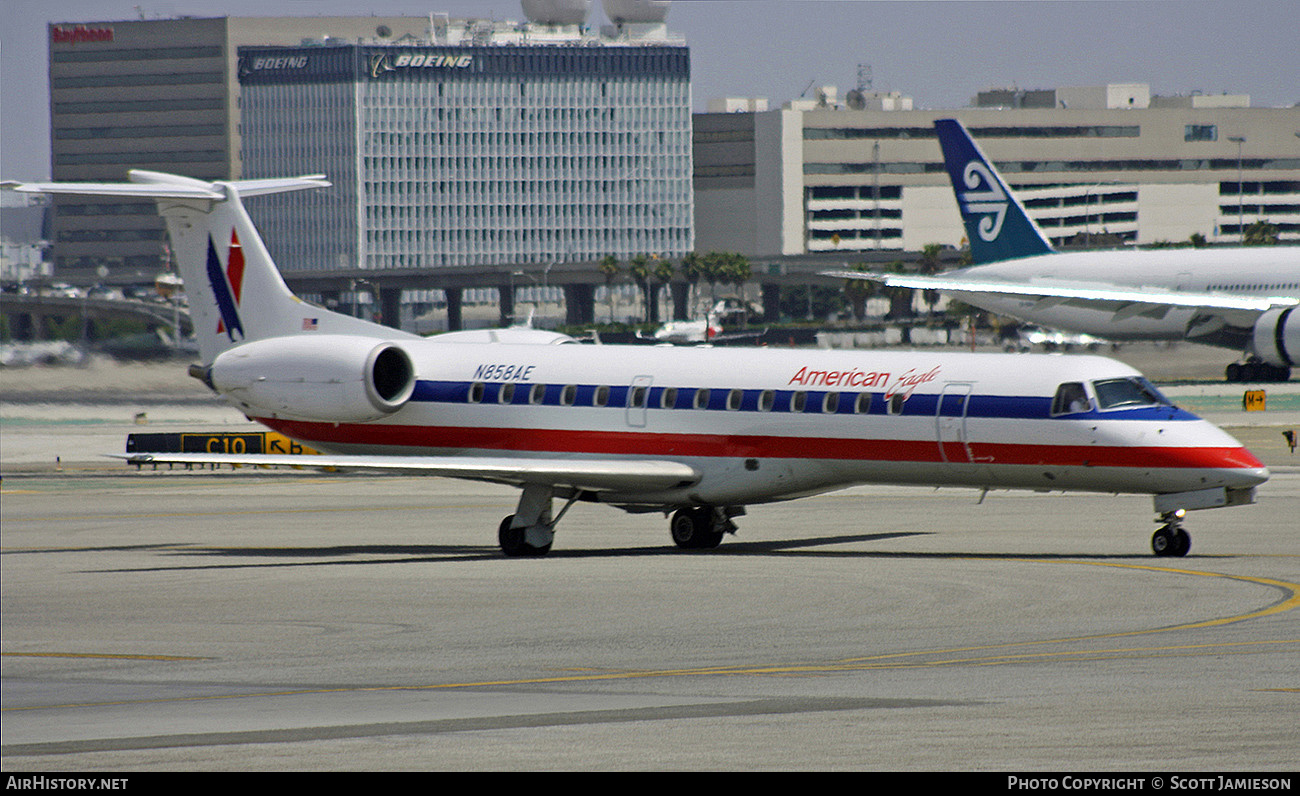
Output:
[{"xmin": 240, "ymin": 43, "xmax": 692, "ymax": 274}]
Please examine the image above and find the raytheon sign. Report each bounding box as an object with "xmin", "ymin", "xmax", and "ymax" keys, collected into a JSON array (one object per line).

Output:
[{"xmin": 51, "ymin": 25, "xmax": 114, "ymax": 44}]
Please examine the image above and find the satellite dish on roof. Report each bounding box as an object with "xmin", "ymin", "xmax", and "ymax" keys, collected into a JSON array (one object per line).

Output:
[
  {"xmin": 846, "ymin": 89, "xmax": 867, "ymax": 110},
  {"xmin": 521, "ymin": 0, "xmax": 593, "ymax": 26},
  {"xmin": 601, "ymin": 0, "xmax": 670, "ymax": 25}
]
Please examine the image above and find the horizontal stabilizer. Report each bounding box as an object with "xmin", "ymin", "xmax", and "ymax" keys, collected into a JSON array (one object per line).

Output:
[{"xmin": 4, "ymin": 170, "xmax": 330, "ymax": 201}]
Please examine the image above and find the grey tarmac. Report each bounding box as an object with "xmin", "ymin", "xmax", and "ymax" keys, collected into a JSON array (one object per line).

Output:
[{"xmin": 2, "ymin": 465, "xmax": 1296, "ymax": 771}]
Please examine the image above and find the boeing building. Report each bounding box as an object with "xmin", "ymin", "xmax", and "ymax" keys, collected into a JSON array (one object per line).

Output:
[{"xmin": 237, "ymin": 2, "xmax": 691, "ymax": 325}]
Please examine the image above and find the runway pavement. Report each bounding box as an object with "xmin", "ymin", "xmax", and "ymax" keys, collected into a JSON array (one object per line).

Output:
[{"xmin": 2, "ymin": 469, "xmax": 1297, "ymax": 771}]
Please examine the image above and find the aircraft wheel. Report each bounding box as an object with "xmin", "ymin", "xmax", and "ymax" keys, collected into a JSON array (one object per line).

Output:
[
  {"xmin": 1226, "ymin": 363, "xmax": 1243, "ymax": 383},
  {"xmin": 1172, "ymin": 528, "xmax": 1191, "ymax": 557},
  {"xmin": 1151, "ymin": 524, "xmax": 1189, "ymax": 557},
  {"xmin": 670, "ymin": 508, "xmax": 724, "ymax": 550},
  {"xmin": 1151, "ymin": 525, "xmax": 1175, "ymax": 556},
  {"xmin": 498, "ymin": 514, "xmax": 551, "ymax": 557}
]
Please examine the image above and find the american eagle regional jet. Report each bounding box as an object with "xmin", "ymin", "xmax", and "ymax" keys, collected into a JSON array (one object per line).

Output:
[
  {"xmin": 4, "ymin": 171, "xmax": 1269, "ymax": 557},
  {"xmin": 828, "ymin": 119, "xmax": 1299, "ymax": 383}
]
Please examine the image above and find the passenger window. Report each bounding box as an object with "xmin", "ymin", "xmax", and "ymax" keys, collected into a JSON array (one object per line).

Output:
[
  {"xmin": 660, "ymin": 387, "xmax": 677, "ymax": 409},
  {"xmin": 823, "ymin": 392, "xmax": 839, "ymax": 413},
  {"xmin": 854, "ymin": 393, "xmax": 871, "ymax": 414},
  {"xmin": 499, "ymin": 382, "xmax": 515, "ymax": 404},
  {"xmin": 529, "ymin": 383, "xmax": 545, "ymax": 404},
  {"xmin": 1051, "ymin": 382, "xmax": 1091, "ymax": 415},
  {"xmin": 468, "ymin": 382, "xmax": 484, "ymax": 403},
  {"xmin": 758, "ymin": 390, "xmax": 775, "ymax": 411},
  {"xmin": 630, "ymin": 386, "xmax": 648, "ymax": 408},
  {"xmin": 561, "ymin": 385, "xmax": 577, "ymax": 406},
  {"xmin": 887, "ymin": 393, "xmax": 906, "ymax": 415},
  {"xmin": 727, "ymin": 389, "xmax": 743, "ymax": 411},
  {"xmin": 791, "ymin": 391, "xmax": 807, "ymax": 412},
  {"xmin": 694, "ymin": 388, "xmax": 710, "ymax": 409},
  {"xmin": 594, "ymin": 385, "xmax": 609, "ymax": 407}
]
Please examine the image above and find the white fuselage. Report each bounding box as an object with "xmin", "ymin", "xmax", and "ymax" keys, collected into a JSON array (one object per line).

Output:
[
  {"xmin": 245, "ymin": 344, "xmax": 1266, "ymax": 509},
  {"xmin": 954, "ymin": 247, "xmax": 1300, "ymax": 341}
]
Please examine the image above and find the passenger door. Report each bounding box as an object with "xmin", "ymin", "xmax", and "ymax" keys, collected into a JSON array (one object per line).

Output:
[{"xmin": 935, "ymin": 382, "xmax": 974, "ymax": 464}]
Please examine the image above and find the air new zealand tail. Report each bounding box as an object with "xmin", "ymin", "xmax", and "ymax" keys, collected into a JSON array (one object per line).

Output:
[{"xmin": 934, "ymin": 119, "xmax": 1055, "ymax": 265}]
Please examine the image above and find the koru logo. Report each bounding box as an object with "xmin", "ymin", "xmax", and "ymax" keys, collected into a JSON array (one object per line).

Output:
[{"xmin": 959, "ymin": 161, "xmax": 1008, "ymax": 242}]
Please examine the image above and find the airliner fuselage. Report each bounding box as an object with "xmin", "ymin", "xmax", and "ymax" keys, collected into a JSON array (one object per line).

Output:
[
  {"xmin": 227, "ymin": 342, "xmax": 1265, "ymax": 509},
  {"xmin": 955, "ymin": 247, "xmax": 1300, "ymax": 342}
]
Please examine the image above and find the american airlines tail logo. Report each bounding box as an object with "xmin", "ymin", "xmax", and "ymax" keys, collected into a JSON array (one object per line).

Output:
[
  {"xmin": 959, "ymin": 160, "xmax": 1008, "ymax": 242},
  {"xmin": 207, "ymin": 230, "xmax": 246, "ymax": 342}
]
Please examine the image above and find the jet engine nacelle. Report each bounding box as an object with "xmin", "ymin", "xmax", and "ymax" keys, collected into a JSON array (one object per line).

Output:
[
  {"xmin": 210, "ymin": 335, "xmax": 416, "ymax": 422},
  {"xmin": 1251, "ymin": 307, "xmax": 1299, "ymax": 367}
]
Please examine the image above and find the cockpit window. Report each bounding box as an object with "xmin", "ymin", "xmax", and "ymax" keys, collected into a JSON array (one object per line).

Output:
[
  {"xmin": 1051, "ymin": 382, "xmax": 1091, "ymax": 415},
  {"xmin": 1091, "ymin": 377, "xmax": 1172, "ymax": 410}
]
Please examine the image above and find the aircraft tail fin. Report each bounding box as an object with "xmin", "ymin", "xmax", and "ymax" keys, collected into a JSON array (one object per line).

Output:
[
  {"xmin": 7, "ymin": 171, "xmax": 411, "ymax": 363},
  {"xmin": 933, "ymin": 119, "xmax": 1055, "ymax": 264}
]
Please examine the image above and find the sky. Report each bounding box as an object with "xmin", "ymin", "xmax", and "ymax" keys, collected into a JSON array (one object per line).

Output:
[{"xmin": 2, "ymin": 0, "xmax": 1298, "ymax": 181}]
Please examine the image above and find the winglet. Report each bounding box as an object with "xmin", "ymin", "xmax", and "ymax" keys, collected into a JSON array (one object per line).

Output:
[{"xmin": 934, "ymin": 119, "xmax": 1055, "ymax": 264}]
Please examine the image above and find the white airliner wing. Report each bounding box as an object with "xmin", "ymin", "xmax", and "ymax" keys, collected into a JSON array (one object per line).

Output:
[
  {"xmin": 825, "ymin": 270, "xmax": 1298, "ymax": 320},
  {"xmin": 110, "ymin": 452, "xmax": 700, "ymax": 493}
]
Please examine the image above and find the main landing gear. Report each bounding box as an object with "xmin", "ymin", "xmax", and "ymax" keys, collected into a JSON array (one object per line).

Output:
[
  {"xmin": 669, "ymin": 506, "xmax": 740, "ymax": 550},
  {"xmin": 1226, "ymin": 358, "xmax": 1291, "ymax": 383},
  {"xmin": 496, "ymin": 489, "xmax": 744, "ymax": 557},
  {"xmin": 1151, "ymin": 510, "xmax": 1191, "ymax": 557},
  {"xmin": 497, "ymin": 484, "xmax": 578, "ymax": 557}
]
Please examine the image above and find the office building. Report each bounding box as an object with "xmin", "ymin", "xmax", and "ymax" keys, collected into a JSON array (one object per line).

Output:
[
  {"xmin": 46, "ymin": 15, "xmax": 436, "ymax": 282},
  {"xmin": 694, "ymin": 84, "xmax": 1300, "ymax": 258},
  {"xmin": 238, "ymin": 15, "xmax": 692, "ymax": 279}
]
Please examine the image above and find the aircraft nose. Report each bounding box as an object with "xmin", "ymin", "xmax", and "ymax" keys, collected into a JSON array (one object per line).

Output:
[
  {"xmin": 1208, "ymin": 445, "xmax": 1269, "ymax": 487},
  {"xmin": 1228, "ymin": 463, "xmax": 1270, "ymax": 488}
]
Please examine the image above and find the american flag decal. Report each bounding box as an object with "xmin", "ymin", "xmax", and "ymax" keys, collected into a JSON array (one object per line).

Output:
[{"xmin": 303, "ymin": 318, "xmax": 319, "ymax": 330}]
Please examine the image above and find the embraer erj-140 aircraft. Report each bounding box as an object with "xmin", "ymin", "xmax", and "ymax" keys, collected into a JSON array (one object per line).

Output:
[
  {"xmin": 829, "ymin": 119, "xmax": 1299, "ymax": 383},
  {"xmin": 5, "ymin": 172, "xmax": 1270, "ymax": 557}
]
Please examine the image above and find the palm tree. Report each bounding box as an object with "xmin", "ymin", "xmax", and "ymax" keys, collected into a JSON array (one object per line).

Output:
[
  {"xmin": 598, "ymin": 255, "xmax": 620, "ymax": 322},
  {"xmin": 917, "ymin": 243, "xmax": 945, "ymax": 318},
  {"xmin": 653, "ymin": 258, "xmax": 675, "ymax": 323},
  {"xmin": 843, "ymin": 263, "xmax": 872, "ymax": 322},
  {"xmin": 1244, "ymin": 220, "xmax": 1279, "ymax": 246},
  {"xmin": 724, "ymin": 253, "xmax": 752, "ymax": 325},
  {"xmin": 629, "ymin": 254, "xmax": 652, "ymax": 323},
  {"xmin": 679, "ymin": 252, "xmax": 703, "ymax": 318},
  {"xmin": 700, "ymin": 251, "xmax": 728, "ymax": 310},
  {"xmin": 884, "ymin": 260, "xmax": 914, "ymax": 321}
]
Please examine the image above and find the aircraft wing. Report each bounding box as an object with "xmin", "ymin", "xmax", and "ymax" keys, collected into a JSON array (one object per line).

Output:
[
  {"xmin": 824, "ymin": 270, "xmax": 1298, "ymax": 321},
  {"xmin": 110, "ymin": 452, "xmax": 700, "ymax": 493}
]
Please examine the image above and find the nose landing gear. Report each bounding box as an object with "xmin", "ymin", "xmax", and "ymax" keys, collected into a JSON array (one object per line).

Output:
[{"xmin": 1151, "ymin": 510, "xmax": 1191, "ymax": 557}]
